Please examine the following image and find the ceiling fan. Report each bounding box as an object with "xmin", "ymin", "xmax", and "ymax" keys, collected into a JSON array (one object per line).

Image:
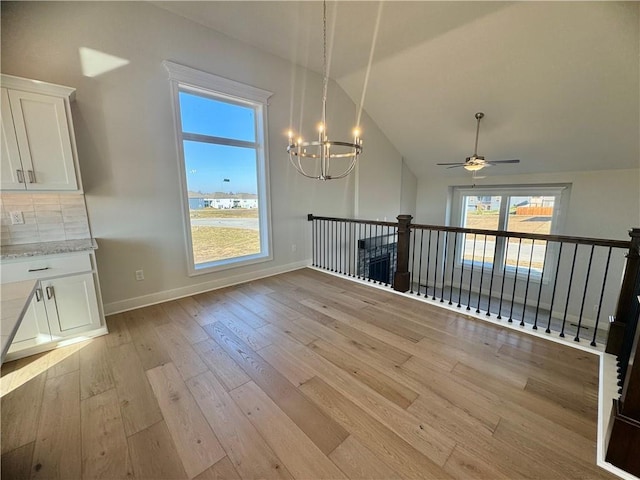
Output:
[{"xmin": 437, "ymin": 112, "xmax": 520, "ymax": 172}]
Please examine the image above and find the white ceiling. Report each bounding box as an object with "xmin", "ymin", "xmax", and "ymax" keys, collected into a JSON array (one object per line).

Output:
[{"xmin": 154, "ymin": 1, "xmax": 639, "ymax": 179}]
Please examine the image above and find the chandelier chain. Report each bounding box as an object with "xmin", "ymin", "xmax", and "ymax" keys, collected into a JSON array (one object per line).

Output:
[{"xmin": 322, "ymin": 0, "xmax": 328, "ymax": 127}]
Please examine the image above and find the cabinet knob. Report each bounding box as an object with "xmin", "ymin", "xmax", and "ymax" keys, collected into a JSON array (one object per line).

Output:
[
  {"xmin": 27, "ymin": 170, "xmax": 35, "ymax": 183},
  {"xmin": 46, "ymin": 286, "xmax": 54, "ymax": 300},
  {"xmin": 35, "ymin": 288, "xmax": 43, "ymax": 302},
  {"xmin": 16, "ymin": 169, "xmax": 25, "ymax": 183}
]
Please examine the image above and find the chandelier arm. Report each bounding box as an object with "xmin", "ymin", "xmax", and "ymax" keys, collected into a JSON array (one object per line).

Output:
[
  {"xmin": 289, "ymin": 153, "xmax": 320, "ymax": 179},
  {"xmin": 325, "ymin": 158, "xmax": 359, "ymax": 180}
]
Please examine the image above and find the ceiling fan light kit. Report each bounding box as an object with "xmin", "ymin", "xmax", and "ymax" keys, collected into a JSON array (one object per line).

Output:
[{"xmin": 438, "ymin": 112, "xmax": 520, "ymax": 173}]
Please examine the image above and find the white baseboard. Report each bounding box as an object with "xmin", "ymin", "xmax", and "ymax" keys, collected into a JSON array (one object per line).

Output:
[{"xmin": 103, "ymin": 259, "xmax": 312, "ymax": 316}]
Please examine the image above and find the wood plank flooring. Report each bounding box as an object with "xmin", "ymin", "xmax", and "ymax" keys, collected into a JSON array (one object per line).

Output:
[{"xmin": 1, "ymin": 268, "xmax": 616, "ymax": 479}]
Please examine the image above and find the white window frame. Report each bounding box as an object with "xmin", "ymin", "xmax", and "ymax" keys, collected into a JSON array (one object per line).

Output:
[
  {"xmin": 164, "ymin": 61, "xmax": 273, "ymax": 276},
  {"xmin": 450, "ymin": 184, "xmax": 570, "ymax": 281}
]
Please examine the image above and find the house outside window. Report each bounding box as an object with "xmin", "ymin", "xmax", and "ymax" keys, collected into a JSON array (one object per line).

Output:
[
  {"xmin": 451, "ymin": 184, "xmax": 570, "ymax": 279},
  {"xmin": 164, "ymin": 61, "xmax": 273, "ymax": 275}
]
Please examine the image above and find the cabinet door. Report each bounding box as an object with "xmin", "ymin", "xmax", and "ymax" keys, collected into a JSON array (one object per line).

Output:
[
  {"xmin": 1, "ymin": 88, "xmax": 26, "ymax": 190},
  {"xmin": 7, "ymin": 288, "xmax": 51, "ymax": 353},
  {"xmin": 8, "ymin": 90, "xmax": 78, "ymax": 191},
  {"xmin": 43, "ymin": 273, "xmax": 101, "ymax": 338}
]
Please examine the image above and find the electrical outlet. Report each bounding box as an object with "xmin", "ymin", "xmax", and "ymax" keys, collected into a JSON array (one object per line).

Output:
[
  {"xmin": 291, "ymin": 244, "xmax": 297, "ymax": 253},
  {"xmin": 9, "ymin": 211, "xmax": 24, "ymax": 225},
  {"xmin": 135, "ymin": 269, "xmax": 144, "ymax": 281}
]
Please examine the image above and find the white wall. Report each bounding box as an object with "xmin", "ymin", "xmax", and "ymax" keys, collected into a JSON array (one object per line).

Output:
[
  {"xmin": 1, "ymin": 1, "xmax": 405, "ymax": 313},
  {"xmin": 416, "ymin": 168, "xmax": 640, "ymax": 240},
  {"xmin": 353, "ymin": 112, "xmax": 405, "ymax": 221},
  {"xmin": 400, "ymin": 160, "xmax": 418, "ymax": 218}
]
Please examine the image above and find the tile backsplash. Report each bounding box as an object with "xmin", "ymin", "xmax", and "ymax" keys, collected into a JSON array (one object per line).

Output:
[{"xmin": 0, "ymin": 193, "xmax": 91, "ymax": 246}]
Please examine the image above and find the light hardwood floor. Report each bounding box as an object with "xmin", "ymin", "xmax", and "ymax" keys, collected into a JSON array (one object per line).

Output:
[{"xmin": 1, "ymin": 268, "xmax": 616, "ymax": 479}]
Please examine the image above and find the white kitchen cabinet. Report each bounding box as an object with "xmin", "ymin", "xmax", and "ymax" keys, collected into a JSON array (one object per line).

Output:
[
  {"xmin": 43, "ymin": 273, "xmax": 101, "ymax": 337},
  {"xmin": 1, "ymin": 249, "xmax": 106, "ymax": 360},
  {"xmin": 0, "ymin": 75, "xmax": 81, "ymax": 191},
  {"xmin": 1, "ymin": 88, "xmax": 23, "ymax": 188},
  {"xmin": 7, "ymin": 287, "xmax": 51, "ymax": 353}
]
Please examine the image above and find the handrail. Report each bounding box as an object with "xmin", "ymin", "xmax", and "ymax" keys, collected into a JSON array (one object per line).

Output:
[
  {"xmin": 308, "ymin": 214, "xmax": 631, "ymax": 249},
  {"xmin": 308, "ymin": 214, "xmax": 396, "ymax": 228},
  {"xmin": 411, "ymin": 223, "xmax": 631, "ymax": 249}
]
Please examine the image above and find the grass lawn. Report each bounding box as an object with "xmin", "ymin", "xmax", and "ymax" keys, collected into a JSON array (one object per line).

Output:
[{"xmin": 191, "ymin": 226, "xmax": 260, "ymax": 264}]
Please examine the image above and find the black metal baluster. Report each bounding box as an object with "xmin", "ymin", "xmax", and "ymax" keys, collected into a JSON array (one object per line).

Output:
[
  {"xmin": 325, "ymin": 219, "xmax": 329, "ymax": 270},
  {"xmin": 533, "ymin": 241, "xmax": 550, "ymax": 330},
  {"xmin": 336, "ymin": 220, "xmax": 339, "ymax": 272},
  {"xmin": 346, "ymin": 221, "xmax": 351, "ymax": 276},
  {"xmin": 546, "ymin": 242, "xmax": 564, "ymax": 334},
  {"xmin": 440, "ymin": 231, "xmax": 448, "ymax": 302},
  {"xmin": 560, "ymin": 243, "xmax": 579, "ymax": 338},
  {"xmin": 339, "ymin": 221, "xmax": 347, "ymax": 275},
  {"xmin": 591, "ymin": 247, "xmax": 612, "ymax": 347},
  {"xmin": 366, "ymin": 223, "xmax": 372, "ymax": 281},
  {"xmin": 486, "ymin": 235, "xmax": 498, "ymax": 317},
  {"xmin": 467, "ymin": 234, "xmax": 477, "ymax": 310},
  {"xmin": 311, "ymin": 219, "xmax": 316, "ymax": 266},
  {"xmin": 357, "ymin": 222, "xmax": 362, "ymax": 279},
  {"xmin": 320, "ymin": 219, "xmax": 324, "ymax": 269},
  {"xmin": 327, "ymin": 220, "xmax": 331, "ymax": 271},
  {"xmin": 508, "ymin": 238, "xmax": 522, "ymax": 323},
  {"xmin": 326, "ymin": 220, "xmax": 329, "ymax": 271},
  {"xmin": 351, "ymin": 221, "xmax": 355, "ymax": 276},
  {"xmin": 410, "ymin": 226, "xmax": 417, "ymax": 294},
  {"xmin": 417, "ymin": 229, "xmax": 424, "ymax": 296},
  {"xmin": 433, "ymin": 230, "xmax": 440, "ymax": 300},
  {"xmin": 457, "ymin": 232, "xmax": 466, "ymax": 308},
  {"xmin": 375, "ymin": 224, "xmax": 381, "ymax": 284},
  {"xmin": 477, "ymin": 235, "xmax": 488, "ymax": 313},
  {"xmin": 497, "ymin": 237, "xmax": 510, "ymax": 319},
  {"xmin": 388, "ymin": 224, "xmax": 392, "ymax": 285},
  {"xmin": 575, "ymin": 245, "xmax": 595, "ymax": 342},
  {"xmin": 425, "ymin": 230, "xmax": 432, "ymax": 297},
  {"xmin": 449, "ymin": 232, "xmax": 458, "ymax": 305},
  {"xmin": 520, "ymin": 240, "xmax": 536, "ymax": 326}
]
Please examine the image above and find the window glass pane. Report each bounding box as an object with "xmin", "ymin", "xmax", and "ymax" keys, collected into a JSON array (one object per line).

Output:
[
  {"xmin": 183, "ymin": 140, "xmax": 260, "ymax": 265},
  {"xmin": 179, "ymin": 91, "xmax": 256, "ymax": 142},
  {"xmin": 505, "ymin": 196, "xmax": 556, "ymax": 273},
  {"xmin": 461, "ymin": 195, "xmax": 501, "ymax": 265}
]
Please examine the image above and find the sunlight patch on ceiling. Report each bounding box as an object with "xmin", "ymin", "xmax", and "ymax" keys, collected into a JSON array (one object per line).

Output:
[{"xmin": 79, "ymin": 47, "xmax": 129, "ymax": 78}]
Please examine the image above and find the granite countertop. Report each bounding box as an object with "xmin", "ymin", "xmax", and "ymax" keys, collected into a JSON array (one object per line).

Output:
[{"xmin": 0, "ymin": 238, "xmax": 98, "ymax": 260}]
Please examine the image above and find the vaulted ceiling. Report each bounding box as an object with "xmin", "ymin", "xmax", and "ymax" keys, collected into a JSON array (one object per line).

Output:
[{"xmin": 154, "ymin": 1, "xmax": 639, "ymax": 179}]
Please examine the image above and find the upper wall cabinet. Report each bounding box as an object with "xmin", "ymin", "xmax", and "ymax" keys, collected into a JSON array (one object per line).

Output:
[{"xmin": 1, "ymin": 75, "xmax": 81, "ymax": 191}]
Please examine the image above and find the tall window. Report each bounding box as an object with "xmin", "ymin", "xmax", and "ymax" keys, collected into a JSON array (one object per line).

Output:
[
  {"xmin": 165, "ymin": 62, "xmax": 273, "ymax": 275},
  {"xmin": 452, "ymin": 185, "xmax": 569, "ymax": 278}
]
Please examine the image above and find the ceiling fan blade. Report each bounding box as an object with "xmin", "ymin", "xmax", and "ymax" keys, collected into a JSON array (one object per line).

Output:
[
  {"xmin": 446, "ymin": 165, "xmax": 465, "ymax": 169},
  {"xmin": 487, "ymin": 159, "xmax": 520, "ymax": 165},
  {"xmin": 437, "ymin": 162, "xmax": 466, "ymax": 166}
]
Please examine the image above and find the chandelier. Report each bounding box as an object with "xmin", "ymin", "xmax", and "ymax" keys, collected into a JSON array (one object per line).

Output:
[{"xmin": 287, "ymin": 0, "xmax": 363, "ymax": 180}]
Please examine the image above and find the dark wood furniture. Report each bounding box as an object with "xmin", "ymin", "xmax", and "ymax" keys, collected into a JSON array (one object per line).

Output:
[{"xmin": 606, "ymin": 295, "xmax": 640, "ymax": 475}]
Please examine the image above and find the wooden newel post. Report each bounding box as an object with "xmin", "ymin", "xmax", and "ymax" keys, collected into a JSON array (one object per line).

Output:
[
  {"xmin": 393, "ymin": 214, "xmax": 413, "ymax": 292},
  {"xmin": 606, "ymin": 228, "xmax": 640, "ymax": 355}
]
